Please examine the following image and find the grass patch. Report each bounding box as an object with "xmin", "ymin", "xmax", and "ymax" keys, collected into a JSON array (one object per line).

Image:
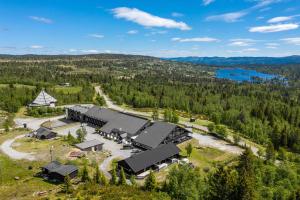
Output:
[
  {"xmin": 13, "ymin": 137, "xmax": 72, "ymax": 161},
  {"xmin": 53, "ymin": 86, "xmax": 82, "ymax": 94},
  {"xmin": 178, "ymin": 139, "xmax": 236, "ymax": 174},
  {"xmin": 0, "ymin": 154, "xmax": 57, "ymax": 200}
]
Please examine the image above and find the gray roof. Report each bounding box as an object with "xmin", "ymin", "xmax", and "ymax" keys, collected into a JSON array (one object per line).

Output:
[
  {"xmin": 118, "ymin": 143, "xmax": 180, "ymax": 173},
  {"xmin": 84, "ymin": 106, "xmax": 120, "ymax": 122},
  {"xmin": 42, "ymin": 161, "xmax": 78, "ymax": 176},
  {"xmin": 69, "ymin": 105, "xmax": 89, "ymax": 114},
  {"xmin": 32, "ymin": 90, "xmax": 57, "ymax": 106},
  {"xmin": 52, "ymin": 165, "xmax": 78, "ymax": 176},
  {"xmin": 35, "ymin": 127, "xmax": 54, "ymax": 137},
  {"xmin": 75, "ymin": 139, "xmax": 103, "ymax": 150},
  {"xmin": 134, "ymin": 122, "xmax": 177, "ymax": 149},
  {"xmin": 100, "ymin": 114, "xmax": 149, "ymax": 136},
  {"xmin": 43, "ymin": 161, "xmax": 61, "ymax": 171}
]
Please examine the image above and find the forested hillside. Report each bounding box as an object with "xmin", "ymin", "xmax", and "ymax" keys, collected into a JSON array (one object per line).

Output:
[{"xmin": 0, "ymin": 54, "xmax": 300, "ymax": 153}]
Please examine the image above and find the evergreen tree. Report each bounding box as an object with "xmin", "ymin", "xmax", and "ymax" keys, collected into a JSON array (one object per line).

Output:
[
  {"xmin": 100, "ymin": 171, "xmax": 108, "ymax": 186},
  {"xmin": 130, "ymin": 175, "xmax": 137, "ymax": 187},
  {"xmin": 237, "ymin": 148, "xmax": 256, "ymax": 200},
  {"xmin": 144, "ymin": 171, "xmax": 157, "ymax": 191},
  {"xmin": 93, "ymin": 164, "xmax": 101, "ymax": 184},
  {"xmin": 81, "ymin": 164, "xmax": 90, "ymax": 182},
  {"xmin": 118, "ymin": 167, "xmax": 127, "ymax": 185},
  {"xmin": 63, "ymin": 175, "xmax": 73, "ymax": 194},
  {"xmin": 185, "ymin": 143, "xmax": 193, "ymax": 157},
  {"xmin": 266, "ymin": 141, "xmax": 276, "ymax": 163},
  {"xmin": 208, "ymin": 166, "xmax": 239, "ymax": 200},
  {"xmin": 110, "ymin": 167, "xmax": 118, "ymax": 185}
]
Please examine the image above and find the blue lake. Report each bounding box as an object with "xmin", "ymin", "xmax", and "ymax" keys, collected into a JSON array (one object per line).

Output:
[{"xmin": 216, "ymin": 68, "xmax": 279, "ymax": 82}]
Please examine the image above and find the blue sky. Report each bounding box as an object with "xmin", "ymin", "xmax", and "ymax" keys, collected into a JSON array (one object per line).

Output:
[{"xmin": 0, "ymin": 0, "xmax": 300, "ymax": 57}]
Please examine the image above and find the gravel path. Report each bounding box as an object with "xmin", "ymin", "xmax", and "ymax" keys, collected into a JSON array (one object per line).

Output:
[{"xmin": 0, "ymin": 134, "xmax": 36, "ymax": 160}]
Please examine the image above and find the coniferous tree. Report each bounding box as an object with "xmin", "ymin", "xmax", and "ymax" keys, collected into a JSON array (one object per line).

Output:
[
  {"xmin": 144, "ymin": 171, "xmax": 157, "ymax": 191},
  {"xmin": 63, "ymin": 175, "xmax": 73, "ymax": 194},
  {"xmin": 237, "ymin": 148, "xmax": 256, "ymax": 200},
  {"xmin": 81, "ymin": 164, "xmax": 90, "ymax": 182},
  {"xmin": 110, "ymin": 167, "xmax": 118, "ymax": 185},
  {"xmin": 185, "ymin": 143, "xmax": 193, "ymax": 157},
  {"xmin": 118, "ymin": 167, "xmax": 127, "ymax": 185}
]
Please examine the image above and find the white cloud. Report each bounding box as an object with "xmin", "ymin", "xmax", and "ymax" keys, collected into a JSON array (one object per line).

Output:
[
  {"xmin": 112, "ymin": 7, "xmax": 191, "ymax": 30},
  {"xmin": 281, "ymin": 37, "xmax": 300, "ymax": 45},
  {"xmin": 227, "ymin": 48, "xmax": 260, "ymax": 54},
  {"xmin": 206, "ymin": 0, "xmax": 280, "ymax": 22},
  {"xmin": 30, "ymin": 45, "xmax": 43, "ymax": 49},
  {"xmin": 249, "ymin": 23, "xmax": 299, "ymax": 33},
  {"xmin": 127, "ymin": 30, "xmax": 138, "ymax": 34},
  {"xmin": 265, "ymin": 42, "xmax": 279, "ymax": 48},
  {"xmin": 229, "ymin": 39, "xmax": 256, "ymax": 46},
  {"xmin": 267, "ymin": 16, "xmax": 293, "ymax": 23},
  {"xmin": 29, "ymin": 16, "xmax": 53, "ymax": 24},
  {"xmin": 171, "ymin": 37, "xmax": 219, "ymax": 42},
  {"xmin": 206, "ymin": 11, "xmax": 248, "ymax": 23},
  {"xmin": 81, "ymin": 49, "xmax": 100, "ymax": 54},
  {"xmin": 203, "ymin": 0, "xmax": 215, "ymax": 6},
  {"xmin": 88, "ymin": 34, "xmax": 104, "ymax": 39},
  {"xmin": 171, "ymin": 12, "xmax": 184, "ymax": 17},
  {"xmin": 243, "ymin": 48, "xmax": 260, "ymax": 52}
]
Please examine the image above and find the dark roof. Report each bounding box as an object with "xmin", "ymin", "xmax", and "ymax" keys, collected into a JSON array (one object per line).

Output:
[
  {"xmin": 69, "ymin": 105, "xmax": 90, "ymax": 114},
  {"xmin": 42, "ymin": 161, "xmax": 61, "ymax": 171},
  {"xmin": 134, "ymin": 122, "xmax": 177, "ymax": 149},
  {"xmin": 52, "ymin": 165, "xmax": 78, "ymax": 176},
  {"xmin": 35, "ymin": 127, "xmax": 55, "ymax": 137},
  {"xmin": 118, "ymin": 143, "xmax": 180, "ymax": 173},
  {"xmin": 84, "ymin": 106, "xmax": 120, "ymax": 122},
  {"xmin": 100, "ymin": 114, "xmax": 149, "ymax": 136},
  {"xmin": 42, "ymin": 161, "xmax": 78, "ymax": 176},
  {"xmin": 75, "ymin": 139, "xmax": 103, "ymax": 150}
]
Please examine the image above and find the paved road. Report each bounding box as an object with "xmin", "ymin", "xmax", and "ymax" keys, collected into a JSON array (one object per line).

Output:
[{"xmin": 0, "ymin": 134, "xmax": 36, "ymax": 160}]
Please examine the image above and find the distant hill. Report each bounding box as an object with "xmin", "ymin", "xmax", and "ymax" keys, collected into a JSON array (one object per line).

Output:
[{"xmin": 165, "ymin": 56, "xmax": 300, "ymax": 66}]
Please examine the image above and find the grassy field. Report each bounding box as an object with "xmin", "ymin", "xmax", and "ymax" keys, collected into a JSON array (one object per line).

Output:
[
  {"xmin": 178, "ymin": 139, "xmax": 236, "ymax": 174},
  {"xmin": 53, "ymin": 86, "xmax": 82, "ymax": 94},
  {"xmin": 13, "ymin": 137, "xmax": 72, "ymax": 161}
]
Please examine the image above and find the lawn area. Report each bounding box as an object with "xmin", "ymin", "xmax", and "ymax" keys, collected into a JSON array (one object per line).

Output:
[
  {"xmin": 178, "ymin": 139, "xmax": 236, "ymax": 174},
  {"xmin": 53, "ymin": 86, "xmax": 82, "ymax": 94},
  {"xmin": 0, "ymin": 129, "xmax": 29, "ymax": 143}
]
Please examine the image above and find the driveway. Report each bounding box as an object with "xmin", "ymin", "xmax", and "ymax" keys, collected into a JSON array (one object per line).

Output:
[
  {"xmin": 0, "ymin": 134, "xmax": 36, "ymax": 160},
  {"xmin": 54, "ymin": 123, "xmax": 132, "ymax": 178},
  {"xmin": 14, "ymin": 115, "xmax": 65, "ymax": 130}
]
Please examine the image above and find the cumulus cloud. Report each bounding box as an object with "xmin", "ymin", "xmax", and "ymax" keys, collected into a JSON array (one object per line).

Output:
[
  {"xmin": 30, "ymin": 45, "xmax": 43, "ymax": 49},
  {"xmin": 112, "ymin": 7, "xmax": 191, "ymax": 30},
  {"xmin": 127, "ymin": 30, "xmax": 138, "ymax": 34},
  {"xmin": 249, "ymin": 23, "xmax": 299, "ymax": 33},
  {"xmin": 203, "ymin": 0, "xmax": 215, "ymax": 6},
  {"xmin": 281, "ymin": 37, "xmax": 300, "ymax": 45},
  {"xmin": 88, "ymin": 34, "xmax": 104, "ymax": 39},
  {"xmin": 29, "ymin": 16, "xmax": 53, "ymax": 24},
  {"xmin": 171, "ymin": 37, "xmax": 219, "ymax": 42}
]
